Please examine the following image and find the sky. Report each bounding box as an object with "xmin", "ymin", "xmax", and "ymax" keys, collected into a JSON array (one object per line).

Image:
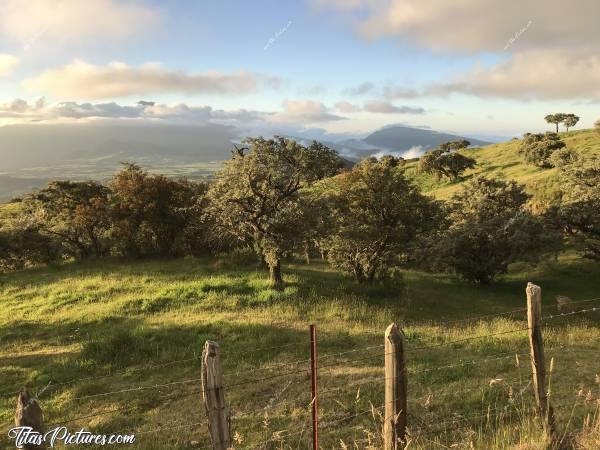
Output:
[{"xmin": 0, "ymin": 0, "xmax": 598, "ymax": 140}]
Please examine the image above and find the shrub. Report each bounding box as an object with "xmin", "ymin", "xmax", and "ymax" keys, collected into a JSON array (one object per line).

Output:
[
  {"xmin": 549, "ymin": 147, "xmax": 581, "ymax": 168},
  {"xmin": 426, "ymin": 177, "xmax": 560, "ymax": 284},
  {"xmin": 519, "ymin": 132, "xmax": 565, "ymax": 168}
]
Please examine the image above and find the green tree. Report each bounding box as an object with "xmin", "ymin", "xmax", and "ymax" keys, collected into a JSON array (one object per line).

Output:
[
  {"xmin": 419, "ymin": 140, "xmax": 476, "ymax": 181},
  {"xmin": 557, "ymin": 157, "xmax": 600, "ymax": 260},
  {"xmin": 110, "ymin": 164, "xmax": 207, "ymax": 258},
  {"xmin": 320, "ymin": 156, "xmax": 439, "ymax": 284},
  {"xmin": 0, "ymin": 204, "xmax": 60, "ymax": 271},
  {"xmin": 549, "ymin": 147, "xmax": 580, "ymax": 168},
  {"xmin": 563, "ymin": 114, "xmax": 580, "ymax": 132},
  {"xmin": 430, "ymin": 177, "xmax": 559, "ymax": 284},
  {"xmin": 519, "ymin": 132, "xmax": 565, "ymax": 168},
  {"xmin": 207, "ymin": 137, "xmax": 343, "ymax": 288},
  {"xmin": 438, "ymin": 139, "xmax": 471, "ymax": 152},
  {"xmin": 545, "ymin": 113, "xmax": 567, "ymax": 132},
  {"xmin": 23, "ymin": 180, "xmax": 111, "ymax": 259}
]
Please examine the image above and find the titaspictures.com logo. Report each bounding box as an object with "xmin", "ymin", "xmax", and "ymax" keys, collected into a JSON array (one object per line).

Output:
[{"xmin": 8, "ymin": 426, "xmax": 135, "ymax": 448}]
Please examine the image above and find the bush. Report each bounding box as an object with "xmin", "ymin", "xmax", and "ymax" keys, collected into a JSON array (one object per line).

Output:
[
  {"xmin": 320, "ymin": 156, "xmax": 440, "ymax": 283},
  {"xmin": 557, "ymin": 157, "xmax": 600, "ymax": 260},
  {"xmin": 549, "ymin": 147, "xmax": 581, "ymax": 168},
  {"xmin": 519, "ymin": 132, "xmax": 565, "ymax": 168},
  {"xmin": 425, "ymin": 177, "xmax": 560, "ymax": 284}
]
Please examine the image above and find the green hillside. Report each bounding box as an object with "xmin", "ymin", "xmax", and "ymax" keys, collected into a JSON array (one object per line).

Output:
[{"xmin": 404, "ymin": 128, "xmax": 600, "ymax": 206}]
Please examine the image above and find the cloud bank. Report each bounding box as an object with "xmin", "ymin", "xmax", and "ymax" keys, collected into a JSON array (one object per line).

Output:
[
  {"xmin": 23, "ymin": 60, "xmax": 283, "ymax": 99},
  {"xmin": 316, "ymin": 0, "xmax": 600, "ymax": 101},
  {"xmin": 0, "ymin": 0, "xmax": 160, "ymax": 44}
]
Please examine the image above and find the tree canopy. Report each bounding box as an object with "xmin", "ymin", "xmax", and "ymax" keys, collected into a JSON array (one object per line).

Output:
[
  {"xmin": 545, "ymin": 113, "xmax": 567, "ymax": 133},
  {"xmin": 207, "ymin": 137, "xmax": 343, "ymax": 288},
  {"xmin": 557, "ymin": 157, "xmax": 600, "ymax": 260},
  {"xmin": 419, "ymin": 140, "xmax": 475, "ymax": 180},
  {"xmin": 425, "ymin": 177, "xmax": 558, "ymax": 284},
  {"xmin": 23, "ymin": 180, "xmax": 111, "ymax": 259},
  {"xmin": 563, "ymin": 114, "xmax": 580, "ymax": 132},
  {"xmin": 320, "ymin": 156, "xmax": 440, "ymax": 284},
  {"xmin": 519, "ymin": 132, "xmax": 566, "ymax": 168}
]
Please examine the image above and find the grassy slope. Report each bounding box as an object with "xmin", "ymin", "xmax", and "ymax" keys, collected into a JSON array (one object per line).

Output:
[
  {"xmin": 404, "ymin": 128, "xmax": 600, "ymax": 204},
  {"xmin": 0, "ymin": 256, "xmax": 599, "ymax": 449}
]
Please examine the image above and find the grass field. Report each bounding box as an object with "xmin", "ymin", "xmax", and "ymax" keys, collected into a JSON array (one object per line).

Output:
[
  {"xmin": 404, "ymin": 128, "xmax": 600, "ymax": 206},
  {"xmin": 0, "ymin": 253, "xmax": 599, "ymax": 449}
]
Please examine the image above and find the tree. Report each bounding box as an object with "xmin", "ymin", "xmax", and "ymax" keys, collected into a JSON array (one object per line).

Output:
[
  {"xmin": 23, "ymin": 180, "xmax": 111, "ymax": 259},
  {"xmin": 319, "ymin": 156, "xmax": 439, "ymax": 284},
  {"xmin": 563, "ymin": 114, "xmax": 580, "ymax": 132},
  {"xmin": 110, "ymin": 164, "xmax": 207, "ymax": 258},
  {"xmin": 595, "ymin": 119, "xmax": 600, "ymax": 134},
  {"xmin": 0, "ymin": 204, "xmax": 60, "ymax": 271},
  {"xmin": 556, "ymin": 157, "xmax": 600, "ymax": 260},
  {"xmin": 549, "ymin": 147, "xmax": 580, "ymax": 168},
  {"xmin": 419, "ymin": 140, "xmax": 476, "ymax": 180},
  {"xmin": 207, "ymin": 137, "xmax": 343, "ymax": 289},
  {"xmin": 438, "ymin": 139, "xmax": 471, "ymax": 152},
  {"xmin": 429, "ymin": 177, "xmax": 559, "ymax": 284},
  {"xmin": 519, "ymin": 132, "xmax": 565, "ymax": 168},
  {"xmin": 545, "ymin": 113, "xmax": 567, "ymax": 133}
]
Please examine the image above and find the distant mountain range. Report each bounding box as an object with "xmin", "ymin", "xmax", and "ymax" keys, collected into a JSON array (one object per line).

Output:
[
  {"xmin": 0, "ymin": 122, "xmax": 492, "ymax": 201},
  {"xmin": 289, "ymin": 125, "xmax": 491, "ymax": 161}
]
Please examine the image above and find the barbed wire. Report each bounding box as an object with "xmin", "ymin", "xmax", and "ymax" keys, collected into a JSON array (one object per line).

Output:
[
  {"xmin": 0, "ymin": 355, "xmax": 201, "ymax": 399},
  {"xmin": 70, "ymin": 377, "xmax": 203, "ymax": 401},
  {"xmin": 542, "ymin": 306, "xmax": 599, "ymax": 322},
  {"xmin": 72, "ymin": 306, "xmax": 593, "ymax": 402}
]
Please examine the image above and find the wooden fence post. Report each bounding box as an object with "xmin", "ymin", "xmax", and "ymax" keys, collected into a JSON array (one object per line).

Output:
[
  {"xmin": 384, "ymin": 323, "xmax": 407, "ymax": 450},
  {"xmin": 526, "ymin": 282, "xmax": 554, "ymax": 435},
  {"xmin": 309, "ymin": 324, "xmax": 319, "ymax": 450},
  {"xmin": 201, "ymin": 340, "xmax": 231, "ymax": 450},
  {"xmin": 15, "ymin": 389, "xmax": 44, "ymax": 449}
]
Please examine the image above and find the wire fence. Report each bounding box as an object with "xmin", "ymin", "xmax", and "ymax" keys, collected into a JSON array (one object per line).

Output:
[{"xmin": 1, "ymin": 295, "xmax": 599, "ymax": 449}]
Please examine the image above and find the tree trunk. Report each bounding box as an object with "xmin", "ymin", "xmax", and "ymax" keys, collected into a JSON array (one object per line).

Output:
[
  {"xmin": 304, "ymin": 243, "xmax": 311, "ymax": 265},
  {"xmin": 366, "ymin": 269, "xmax": 376, "ymax": 285},
  {"xmin": 555, "ymin": 123, "xmax": 559, "ymax": 133},
  {"xmin": 352, "ymin": 264, "xmax": 366, "ymax": 284},
  {"xmin": 258, "ymin": 254, "xmax": 268, "ymax": 268},
  {"xmin": 269, "ymin": 259, "xmax": 284, "ymax": 290}
]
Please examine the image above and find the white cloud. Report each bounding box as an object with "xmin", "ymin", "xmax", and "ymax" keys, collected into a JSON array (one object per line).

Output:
[
  {"xmin": 335, "ymin": 101, "xmax": 361, "ymax": 113},
  {"xmin": 0, "ymin": 0, "xmax": 160, "ymax": 44},
  {"xmin": 316, "ymin": 0, "xmax": 600, "ymax": 101},
  {"xmin": 271, "ymin": 100, "xmax": 347, "ymax": 123},
  {"xmin": 0, "ymin": 97, "xmax": 47, "ymax": 117},
  {"xmin": 383, "ymin": 86, "xmax": 420, "ymax": 100},
  {"xmin": 0, "ymin": 54, "xmax": 19, "ymax": 76},
  {"xmin": 23, "ymin": 60, "xmax": 283, "ymax": 98},
  {"xmin": 430, "ymin": 50, "xmax": 600, "ymax": 100},
  {"xmin": 315, "ymin": 0, "xmax": 600, "ymax": 54},
  {"xmin": 343, "ymin": 82, "xmax": 375, "ymax": 96},
  {"xmin": 364, "ymin": 101, "xmax": 425, "ymax": 114},
  {"xmin": 0, "ymin": 99, "xmax": 274, "ymax": 127},
  {"xmin": 370, "ymin": 145, "xmax": 424, "ymax": 159}
]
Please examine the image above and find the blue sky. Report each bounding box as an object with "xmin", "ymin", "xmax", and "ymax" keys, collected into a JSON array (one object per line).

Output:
[{"xmin": 0, "ymin": 0, "xmax": 598, "ymax": 139}]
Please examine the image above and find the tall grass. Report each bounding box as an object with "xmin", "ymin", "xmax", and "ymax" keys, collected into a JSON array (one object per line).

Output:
[{"xmin": 0, "ymin": 255, "xmax": 598, "ymax": 448}]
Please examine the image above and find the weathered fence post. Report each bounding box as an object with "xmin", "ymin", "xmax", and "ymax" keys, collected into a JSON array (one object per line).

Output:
[
  {"xmin": 526, "ymin": 282, "xmax": 554, "ymax": 435},
  {"xmin": 309, "ymin": 324, "xmax": 319, "ymax": 450},
  {"xmin": 15, "ymin": 389, "xmax": 45, "ymax": 449},
  {"xmin": 201, "ymin": 340, "xmax": 231, "ymax": 450},
  {"xmin": 384, "ymin": 323, "xmax": 407, "ymax": 450}
]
